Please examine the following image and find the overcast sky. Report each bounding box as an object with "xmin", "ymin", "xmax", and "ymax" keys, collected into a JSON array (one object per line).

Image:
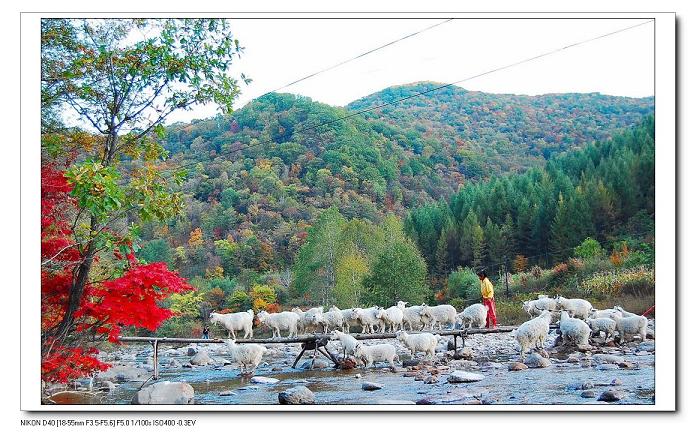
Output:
[{"xmin": 163, "ymin": 18, "xmax": 655, "ymax": 124}]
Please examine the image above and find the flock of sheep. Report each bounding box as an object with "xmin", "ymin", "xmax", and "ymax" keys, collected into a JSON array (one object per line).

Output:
[
  {"xmin": 517, "ymin": 295, "xmax": 649, "ymax": 359},
  {"xmin": 210, "ymin": 296, "xmax": 650, "ymax": 375}
]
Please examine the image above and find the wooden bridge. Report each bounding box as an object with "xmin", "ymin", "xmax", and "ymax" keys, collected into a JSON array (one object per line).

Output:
[{"xmin": 119, "ymin": 325, "xmax": 537, "ymax": 379}]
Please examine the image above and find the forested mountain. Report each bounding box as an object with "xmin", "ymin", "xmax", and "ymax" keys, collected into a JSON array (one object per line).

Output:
[
  {"xmin": 348, "ymin": 82, "xmax": 654, "ymax": 176},
  {"xmin": 138, "ymin": 85, "xmax": 653, "ymax": 282},
  {"xmin": 404, "ymin": 116, "xmax": 655, "ymax": 278}
]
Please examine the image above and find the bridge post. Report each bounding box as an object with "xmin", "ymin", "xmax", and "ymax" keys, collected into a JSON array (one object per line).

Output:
[{"xmin": 152, "ymin": 339, "xmax": 159, "ymax": 380}]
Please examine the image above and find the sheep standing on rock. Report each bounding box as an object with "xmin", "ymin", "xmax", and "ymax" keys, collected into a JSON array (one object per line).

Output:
[
  {"xmin": 257, "ymin": 310, "xmax": 300, "ymax": 338},
  {"xmin": 225, "ymin": 339, "xmax": 266, "ymax": 375},
  {"xmin": 585, "ymin": 317, "xmax": 617, "ymax": 343},
  {"xmin": 559, "ymin": 310, "xmax": 591, "ymax": 348},
  {"xmin": 397, "ymin": 301, "xmax": 428, "ymax": 331},
  {"xmin": 609, "ymin": 312, "xmax": 648, "ymax": 343},
  {"xmin": 396, "ymin": 331, "xmax": 440, "ymax": 360},
  {"xmin": 209, "ymin": 310, "xmax": 254, "ymax": 339},
  {"xmin": 330, "ymin": 330, "xmax": 359, "ymax": 358},
  {"xmin": 353, "ymin": 343, "xmax": 398, "ymax": 369},
  {"xmin": 555, "ymin": 296, "xmax": 593, "ymax": 319},
  {"xmin": 419, "ymin": 304, "xmax": 457, "ymax": 329},
  {"xmin": 457, "ymin": 304, "xmax": 488, "ymax": 329},
  {"xmin": 376, "ymin": 306, "xmax": 404, "ymax": 332},
  {"xmin": 514, "ymin": 311, "xmax": 553, "ymax": 360},
  {"xmin": 350, "ymin": 307, "xmax": 384, "ymax": 333}
]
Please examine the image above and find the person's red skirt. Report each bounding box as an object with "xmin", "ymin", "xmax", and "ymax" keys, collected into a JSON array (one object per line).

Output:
[{"xmin": 483, "ymin": 297, "xmax": 497, "ymax": 328}]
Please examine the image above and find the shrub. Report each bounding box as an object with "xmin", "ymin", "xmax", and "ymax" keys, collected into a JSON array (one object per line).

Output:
[
  {"xmin": 447, "ymin": 267, "xmax": 480, "ymax": 303},
  {"xmin": 580, "ymin": 266, "xmax": 655, "ymax": 298},
  {"xmin": 226, "ymin": 289, "xmax": 251, "ymax": 311},
  {"xmin": 513, "ymin": 255, "xmax": 528, "ymax": 273},
  {"xmin": 531, "ymin": 265, "xmax": 542, "ymax": 279},
  {"xmin": 448, "ymin": 297, "xmax": 466, "ymax": 311},
  {"xmin": 574, "ymin": 237, "xmax": 604, "ymax": 259}
]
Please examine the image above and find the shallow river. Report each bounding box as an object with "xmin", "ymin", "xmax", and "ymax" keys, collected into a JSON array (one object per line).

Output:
[{"xmin": 63, "ymin": 327, "xmax": 655, "ymax": 406}]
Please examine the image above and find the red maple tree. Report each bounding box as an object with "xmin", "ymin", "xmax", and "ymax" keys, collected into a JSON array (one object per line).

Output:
[{"xmin": 41, "ymin": 162, "xmax": 192, "ymax": 384}]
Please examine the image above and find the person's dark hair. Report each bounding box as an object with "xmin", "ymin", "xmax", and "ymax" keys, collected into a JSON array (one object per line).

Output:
[{"xmin": 477, "ymin": 270, "xmax": 487, "ymax": 278}]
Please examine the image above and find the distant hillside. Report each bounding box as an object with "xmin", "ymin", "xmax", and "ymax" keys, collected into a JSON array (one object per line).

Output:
[
  {"xmin": 142, "ymin": 87, "xmax": 653, "ymax": 277},
  {"xmin": 348, "ymin": 82, "xmax": 654, "ymax": 176}
]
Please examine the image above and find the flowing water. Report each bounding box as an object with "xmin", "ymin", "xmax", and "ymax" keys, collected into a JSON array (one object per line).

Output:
[{"xmin": 55, "ymin": 327, "xmax": 656, "ymax": 406}]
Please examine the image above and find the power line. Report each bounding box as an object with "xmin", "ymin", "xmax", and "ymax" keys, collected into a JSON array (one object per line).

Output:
[
  {"xmin": 253, "ymin": 18, "xmax": 453, "ymax": 100},
  {"xmin": 161, "ymin": 19, "xmax": 653, "ymax": 175}
]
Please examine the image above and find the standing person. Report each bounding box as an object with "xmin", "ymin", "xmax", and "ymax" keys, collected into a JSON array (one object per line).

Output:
[
  {"xmin": 477, "ymin": 270, "xmax": 497, "ymax": 328},
  {"xmin": 202, "ymin": 325, "xmax": 210, "ymax": 340}
]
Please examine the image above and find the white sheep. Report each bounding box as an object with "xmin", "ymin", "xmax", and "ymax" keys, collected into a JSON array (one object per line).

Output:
[
  {"xmin": 329, "ymin": 330, "xmax": 359, "ymax": 358},
  {"xmin": 514, "ymin": 311, "xmax": 553, "ymax": 359},
  {"xmin": 376, "ymin": 306, "xmax": 404, "ymax": 332},
  {"xmin": 590, "ymin": 308, "xmax": 622, "ymax": 319},
  {"xmin": 225, "ymin": 339, "xmax": 266, "ymax": 375},
  {"xmin": 457, "ymin": 303, "xmax": 488, "ymax": 328},
  {"xmin": 209, "ymin": 310, "xmax": 254, "ymax": 339},
  {"xmin": 522, "ymin": 296, "xmax": 558, "ymax": 318},
  {"xmin": 609, "ymin": 312, "xmax": 648, "ymax": 343},
  {"xmin": 353, "ymin": 343, "xmax": 398, "ymax": 369},
  {"xmin": 350, "ymin": 307, "xmax": 384, "ymax": 333},
  {"xmin": 292, "ymin": 307, "xmax": 324, "ymax": 335},
  {"xmin": 397, "ymin": 301, "xmax": 428, "ymax": 331},
  {"xmin": 613, "ymin": 306, "xmax": 640, "ymax": 317},
  {"xmin": 396, "ymin": 331, "xmax": 440, "ymax": 360},
  {"xmin": 555, "ymin": 296, "xmax": 593, "ymax": 319},
  {"xmin": 256, "ymin": 310, "xmax": 300, "ymax": 338},
  {"xmin": 559, "ymin": 310, "xmax": 591, "ymax": 348},
  {"xmin": 322, "ymin": 307, "xmax": 345, "ymax": 333},
  {"xmin": 419, "ymin": 304, "xmax": 457, "ymax": 329},
  {"xmin": 335, "ymin": 307, "xmax": 360, "ymax": 332},
  {"xmin": 585, "ymin": 317, "xmax": 617, "ymax": 343}
]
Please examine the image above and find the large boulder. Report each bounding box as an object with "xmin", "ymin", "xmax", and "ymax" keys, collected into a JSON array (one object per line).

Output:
[
  {"xmin": 96, "ymin": 365, "xmax": 148, "ymax": 382},
  {"xmin": 524, "ymin": 353, "xmax": 551, "ymax": 368},
  {"xmin": 190, "ymin": 350, "xmax": 212, "ymax": 366},
  {"xmin": 278, "ymin": 386, "xmax": 315, "ymax": 404},
  {"xmin": 447, "ymin": 371, "xmax": 485, "ymax": 383},
  {"xmin": 131, "ymin": 381, "xmax": 195, "ymax": 405}
]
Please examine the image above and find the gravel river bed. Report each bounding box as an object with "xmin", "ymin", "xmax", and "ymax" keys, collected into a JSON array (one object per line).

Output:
[{"xmin": 46, "ymin": 322, "xmax": 655, "ymax": 406}]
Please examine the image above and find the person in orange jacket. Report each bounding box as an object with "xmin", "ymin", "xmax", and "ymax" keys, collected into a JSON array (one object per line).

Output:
[{"xmin": 477, "ymin": 270, "xmax": 497, "ymax": 328}]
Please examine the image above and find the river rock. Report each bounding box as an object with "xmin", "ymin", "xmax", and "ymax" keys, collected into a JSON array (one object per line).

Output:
[
  {"xmin": 598, "ymin": 389, "xmax": 624, "ymax": 402},
  {"xmin": 300, "ymin": 359, "xmax": 329, "ymax": 370},
  {"xmin": 416, "ymin": 398, "xmax": 435, "ymax": 405},
  {"xmin": 581, "ymin": 390, "xmax": 596, "ymax": 398},
  {"xmin": 596, "ymin": 363, "xmax": 619, "ymax": 371},
  {"xmin": 594, "ymin": 354, "xmax": 624, "ymax": 365},
  {"xmin": 186, "ymin": 347, "xmax": 197, "ymax": 357},
  {"xmin": 362, "ymin": 381, "xmax": 383, "ymax": 391},
  {"xmin": 131, "ymin": 381, "xmax": 194, "ymax": 405},
  {"xmin": 96, "ymin": 365, "xmax": 148, "ymax": 382},
  {"xmin": 190, "ymin": 350, "xmax": 212, "ymax": 366},
  {"xmin": 447, "ymin": 371, "xmax": 484, "ymax": 383},
  {"xmin": 524, "ymin": 353, "xmax": 551, "ymax": 368},
  {"xmin": 423, "ymin": 375, "xmax": 439, "ymax": 384},
  {"xmin": 508, "ymin": 362, "xmax": 528, "ymax": 371},
  {"xmin": 454, "ymin": 347, "xmax": 474, "ymax": 360},
  {"xmin": 402, "ymin": 359, "xmax": 422, "ymax": 367},
  {"xmin": 250, "ymin": 376, "xmax": 280, "ymax": 384},
  {"xmin": 278, "ymin": 386, "xmax": 315, "ymax": 404},
  {"xmin": 219, "ymin": 390, "xmax": 237, "ymax": 396}
]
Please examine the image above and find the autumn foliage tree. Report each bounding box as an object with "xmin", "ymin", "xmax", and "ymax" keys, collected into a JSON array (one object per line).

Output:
[{"xmin": 40, "ymin": 18, "xmax": 246, "ymax": 384}]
